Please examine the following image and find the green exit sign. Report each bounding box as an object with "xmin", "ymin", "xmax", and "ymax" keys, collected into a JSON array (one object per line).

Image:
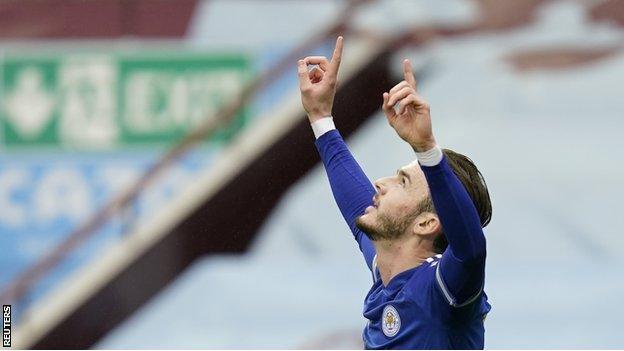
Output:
[{"xmin": 1, "ymin": 52, "xmax": 250, "ymax": 150}]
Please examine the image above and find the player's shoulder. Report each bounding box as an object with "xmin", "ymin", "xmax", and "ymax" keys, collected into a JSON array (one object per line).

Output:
[
  {"xmin": 403, "ymin": 254, "xmax": 467, "ymax": 320},
  {"xmin": 407, "ymin": 255, "xmax": 448, "ymax": 299},
  {"xmin": 402, "ymin": 254, "xmax": 442, "ymax": 292},
  {"xmin": 419, "ymin": 253, "xmax": 443, "ymax": 281},
  {"xmin": 369, "ymin": 254, "xmax": 442, "ymax": 292}
]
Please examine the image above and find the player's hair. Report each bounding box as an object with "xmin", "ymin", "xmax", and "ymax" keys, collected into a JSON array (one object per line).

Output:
[{"xmin": 419, "ymin": 148, "xmax": 492, "ymax": 254}]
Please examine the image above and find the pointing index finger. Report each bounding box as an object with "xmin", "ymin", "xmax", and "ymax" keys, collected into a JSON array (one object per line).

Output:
[
  {"xmin": 330, "ymin": 36, "xmax": 343, "ymax": 75},
  {"xmin": 403, "ymin": 59, "xmax": 417, "ymax": 89}
]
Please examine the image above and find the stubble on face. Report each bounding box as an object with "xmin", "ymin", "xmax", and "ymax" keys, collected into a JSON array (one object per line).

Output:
[{"xmin": 356, "ymin": 209, "xmax": 419, "ymax": 241}]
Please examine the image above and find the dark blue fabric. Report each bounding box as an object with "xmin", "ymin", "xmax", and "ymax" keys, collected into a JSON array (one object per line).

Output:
[
  {"xmin": 315, "ymin": 129, "xmax": 376, "ymax": 271},
  {"xmin": 314, "ymin": 130, "xmax": 491, "ymax": 349},
  {"xmin": 421, "ymin": 157, "xmax": 487, "ymax": 306},
  {"xmin": 364, "ymin": 255, "xmax": 490, "ymax": 349}
]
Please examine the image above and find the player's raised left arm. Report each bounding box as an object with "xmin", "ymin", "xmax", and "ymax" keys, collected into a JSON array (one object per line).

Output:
[{"xmin": 384, "ymin": 60, "xmax": 486, "ymax": 306}]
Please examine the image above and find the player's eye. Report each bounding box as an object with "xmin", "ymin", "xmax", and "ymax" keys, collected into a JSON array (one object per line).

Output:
[{"xmin": 401, "ymin": 177, "xmax": 406, "ymax": 187}]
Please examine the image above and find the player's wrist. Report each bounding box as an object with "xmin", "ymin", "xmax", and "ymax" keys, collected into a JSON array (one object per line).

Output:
[
  {"xmin": 307, "ymin": 110, "xmax": 332, "ymax": 123},
  {"xmin": 310, "ymin": 116, "xmax": 335, "ymax": 139},
  {"xmin": 415, "ymin": 143, "xmax": 443, "ymax": 167},
  {"xmin": 410, "ymin": 139, "xmax": 437, "ymax": 153}
]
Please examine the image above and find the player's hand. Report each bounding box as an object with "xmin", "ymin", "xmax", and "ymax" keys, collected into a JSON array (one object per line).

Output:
[
  {"xmin": 382, "ymin": 59, "xmax": 437, "ymax": 152},
  {"xmin": 297, "ymin": 36, "xmax": 343, "ymax": 123}
]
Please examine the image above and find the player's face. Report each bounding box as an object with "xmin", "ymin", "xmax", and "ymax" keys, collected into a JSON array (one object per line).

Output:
[{"xmin": 356, "ymin": 162, "xmax": 430, "ymax": 241}]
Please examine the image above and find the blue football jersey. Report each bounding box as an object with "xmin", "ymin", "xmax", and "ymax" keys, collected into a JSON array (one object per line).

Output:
[
  {"xmin": 363, "ymin": 254, "xmax": 491, "ymax": 349},
  {"xmin": 314, "ymin": 129, "xmax": 492, "ymax": 349}
]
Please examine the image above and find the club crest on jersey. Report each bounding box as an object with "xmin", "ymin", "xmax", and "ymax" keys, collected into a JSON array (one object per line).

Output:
[{"xmin": 382, "ymin": 305, "xmax": 401, "ymax": 337}]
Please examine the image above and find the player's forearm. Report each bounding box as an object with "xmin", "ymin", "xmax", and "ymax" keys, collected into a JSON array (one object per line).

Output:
[
  {"xmin": 313, "ymin": 119, "xmax": 375, "ymax": 233},
  {"xmin": 419, "ymin": 151, "xmax": 486, "ymax": 262}
]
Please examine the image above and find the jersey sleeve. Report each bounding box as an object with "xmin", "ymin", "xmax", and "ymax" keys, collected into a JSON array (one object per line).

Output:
[
  {"xmin": 420, "ymin": 155, "xmax": 486, "ymax": 307},
  {"xmin": 315, "ymin": 129, "xmax": 376, "ymax": 271}
]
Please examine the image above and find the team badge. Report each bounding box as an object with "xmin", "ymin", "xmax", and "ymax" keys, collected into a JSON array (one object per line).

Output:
[{"xmin": 382, "ymin": 305, "xmax": 401, "ymax": 337}]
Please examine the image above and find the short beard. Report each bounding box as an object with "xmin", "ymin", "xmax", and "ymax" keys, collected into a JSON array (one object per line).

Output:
[
  {"xmin": 356, "ymin": 211, "xmax": 412, "ymax": 241},
  {"xmin": 355, "ymin": 197, "xmax": 435, "ymax": 242}
]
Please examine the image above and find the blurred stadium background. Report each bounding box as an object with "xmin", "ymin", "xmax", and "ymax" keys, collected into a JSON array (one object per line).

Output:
[{"xmin": 0, "ymin": 0, "xmax": 623, "ymax": 348}]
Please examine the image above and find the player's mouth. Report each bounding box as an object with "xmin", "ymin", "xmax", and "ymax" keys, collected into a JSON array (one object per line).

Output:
[{"xmin": 365, "ymin": 197, "xmax": 379, "ymax": 213}]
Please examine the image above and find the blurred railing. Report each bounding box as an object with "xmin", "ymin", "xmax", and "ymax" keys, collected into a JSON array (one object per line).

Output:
[
  {"xmin": 0, "ymin": 0, "xmax": 375, "ymax": 317},
  {"xmin": 1, "ymin": 0, "xmax": 503, "ymax": 314}
]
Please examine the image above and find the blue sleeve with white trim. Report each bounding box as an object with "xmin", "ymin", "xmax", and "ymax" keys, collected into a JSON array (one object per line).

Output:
[
  {"xmin": 421, "ymin": 155, "xmax": 486, "ymax": 307},
  {"xmin": 315, "ymin": 129, "xmax": 376, "ymax": 271}
]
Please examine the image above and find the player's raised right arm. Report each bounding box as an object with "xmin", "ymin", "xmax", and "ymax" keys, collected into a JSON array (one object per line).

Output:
[{"xmin": 297, "ymin": 37, "xmax": 376, "ymax": 271}]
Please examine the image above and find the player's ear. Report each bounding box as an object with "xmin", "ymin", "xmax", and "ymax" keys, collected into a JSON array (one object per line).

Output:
[{"xmin": 412, "ymin": 212, "xmax": 440, "ymax": 237}]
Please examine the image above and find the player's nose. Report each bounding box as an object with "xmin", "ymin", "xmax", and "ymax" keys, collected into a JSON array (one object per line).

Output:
[{"xmin": 374, "ymin": 179, "xmax": 387, "ymax": 194}]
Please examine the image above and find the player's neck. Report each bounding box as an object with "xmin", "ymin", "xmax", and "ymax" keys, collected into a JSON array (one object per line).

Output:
[{"xmin": 374, "ymin": 236, "xmax": 436, "ymax": 287}]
